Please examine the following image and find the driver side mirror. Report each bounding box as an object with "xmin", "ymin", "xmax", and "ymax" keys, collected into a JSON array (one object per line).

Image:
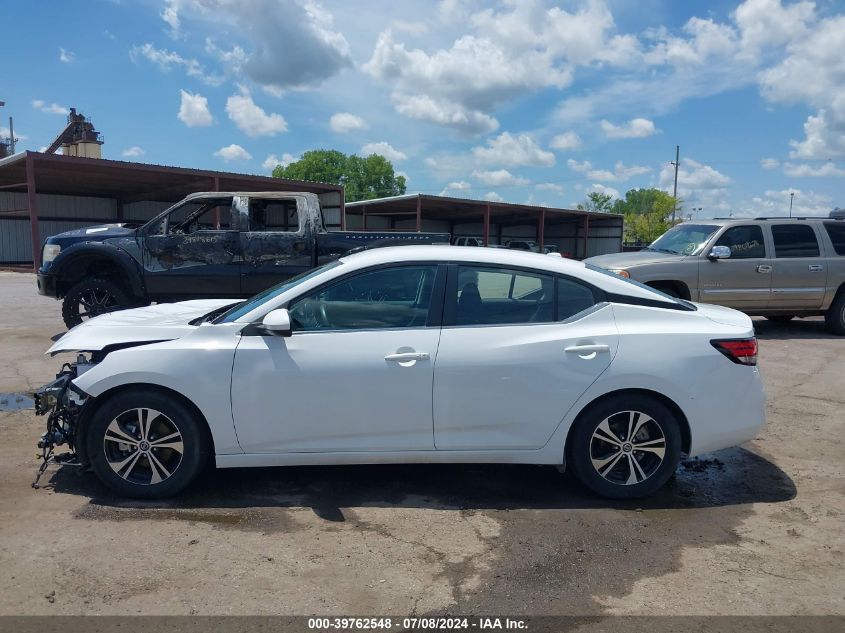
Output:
[
  {"xmin": 261, "ymin": 308, "xmax": 292, "ymax": 337},
  {"xmin": 708, "ymin": 245, "xmax": 731, "ymax": 260}
]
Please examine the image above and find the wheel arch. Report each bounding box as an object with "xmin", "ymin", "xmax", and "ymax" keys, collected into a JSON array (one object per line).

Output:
[
  {"xmin": 564, "ymin": 388, "xmax": 692, "ymax": 460},
  {"xmin": 645, "ymin": 280, "xmax": 691, "ymax": 300},
  {"xmin": 76, "ymin": 383, "xmax": 216, "ymax": 467},
  {"xmin": 52, "ymin": 243, "xmax": 145, "ymax": 299}
]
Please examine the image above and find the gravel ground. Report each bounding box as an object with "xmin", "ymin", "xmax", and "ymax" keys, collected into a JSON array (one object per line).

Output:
[{"xmin": 0, "ymin": 271, "xmax": 843, "ymax": 616}]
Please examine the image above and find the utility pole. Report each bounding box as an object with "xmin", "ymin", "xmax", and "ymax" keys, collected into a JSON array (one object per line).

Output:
[
  {"xmin": 8, "ymin": 116, "xmax": 14, "ymax": 154},
  {"xmin": 671, "ymin": 145, "xmax": 680, "ymax": 223},
  {"xmin": 789, "ymin": 192, "xmax": 795, "ymax": 217}
]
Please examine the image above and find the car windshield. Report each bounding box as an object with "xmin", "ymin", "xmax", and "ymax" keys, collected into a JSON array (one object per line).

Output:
[
  {"xmin": 214, "ymin": 260, "xmax": 344, "ymax": 323},
  {"xmin": 644, "ymin": 224, "xmax": 719, "ymax": 256}
]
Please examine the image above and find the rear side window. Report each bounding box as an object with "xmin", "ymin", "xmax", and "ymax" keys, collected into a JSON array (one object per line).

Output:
[
  {"xmin": 714, "ymin": 225, "xmax": 765, "ymax": 259},
  {"xmin": 558, "ymin": 278, "xmax": 596, "ymax": 320},
  {"xmin": 455, "ymin": 266, "xmax": 554, "ymax": 325},
  {"xmin": 824, "ymin": 223, "xmax": 845, "ymax": 255},
  {"xmin": 249, "ymin": 199, "xmax": 299, "ymax": 232},
  {"xmin": 771, "ymin": 224, "xmax": 820, "ymax": 258}
]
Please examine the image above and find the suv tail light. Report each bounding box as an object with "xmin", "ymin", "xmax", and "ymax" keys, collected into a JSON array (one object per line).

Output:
[{"xmin": 711, "ymin": 338, "xmax": 758, "ymax": 366}]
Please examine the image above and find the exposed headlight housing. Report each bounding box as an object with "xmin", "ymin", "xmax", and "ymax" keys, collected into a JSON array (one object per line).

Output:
[
  {"xmin": 608, "ymin": 268, "xmax": 630, "ymax": 278},
  {"xmin": 42, "ymin": 243, "xmax": 61, "ymax": 263}
]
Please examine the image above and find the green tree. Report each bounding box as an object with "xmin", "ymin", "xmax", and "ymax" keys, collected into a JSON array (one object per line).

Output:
[
  {"xmin": 273, "ymin": 149, "xmax": 407, "ymax": 202},
  {"xmin": 611, "ymin": 188, "xmax": 680, "ymax": 244},
  {"xmin": 576, "ymin": 191, "xmax": 614, "ymax": 213}
]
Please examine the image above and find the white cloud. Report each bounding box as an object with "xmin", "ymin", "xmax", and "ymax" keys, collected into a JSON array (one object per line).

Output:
[
  {"xmin": 226, "ymin": 87, "xmax": 287, "ymax": 137},
  {"xmin": 391, "ymin": 93, "xmax": 499, "ymax": 135},
  {"xmin": 161, "ymin": 0, "xmax": 181, "ymax": 37},
  {"xmin": 549, "ymin": 131, "xmax": 582, "ymax": 151},
  {"xmin": 473, "ymin": 132, "xmax": 555, "ymax": 167},
  {"xmin": 739, "ymin": 188, "xmax": 833, "ymax": 217},
  {"xmin": 600, "ymin": 118, "xmax": 658, "ymax": 139},
  {"xmin": 59, "ymin": 48, "xmax": 75, "ymax": 63},
  {"xmin": 783, "ymin": 162, "xmax": 845, "ymax": 178},
  {"xmin": 483, "ymin": 191, "xmax": 505, "ymax": 202},
  {"xmin": 131, "ymin": 43, "xmax": 224, "ymax": 86},
  {"xmin": 439, "ymin": 180, "xmax": 473, "ymax": 196},
  {"xmin": 761, "ymin": 157, "xmax": 780, "ymax": 170},
  {"xmin": 164, "ymin": 0, "xmax": 351, "ymax": 91},
  {"xmin": 31, "ymin": 100, "xmax": 68, "ymax": 115},
  {"xmin": 587, "ymin": 183, "xmax": 620, "ymax": 199},
  {"xmin": 360, "ymin": 141, "xmax": 407, "ymax": 162},
  {"xmin": 329, "ymin": 112, "xmax": 368, "ymax": 134},
  {"xmin": 536, "ymin": 183, "xmax": 563, "ymax": 194},
  {"xmin": 122, "ymin": 146, "xmax": 145, "ymax": 157},
  {"xmin": 659, "ymin": 158, "xmax": 730, "ymax": 197},
  {"xmin": 1, "ymin": 126, "xmax": 27, "ymax": 141},
  {"xmin": 262, "ymin": 153, "xmax": 296, "ymax": 172},
  {"xmin": 589, "ymin": 161, "xmax": 651, "ymax": 182},
  {"xmin": 178, "ymin": 89, "xmax": 213, "ymax": 127},
  {"xmin": 214, "ymin": 144, "xmax": 252, "ymax": 161},
  {"xmin": 471, "ymin": 169, "xmax": 529, "ymax": 187},
  {"xmin": 567, "ymin": 159, "xmax": 591, "ymax": 173}
]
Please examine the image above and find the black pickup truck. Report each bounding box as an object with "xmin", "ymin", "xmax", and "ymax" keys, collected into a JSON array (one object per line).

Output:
[{"xmin": 38, "ymin": 191, "xmax": 449, "ymax": 328}]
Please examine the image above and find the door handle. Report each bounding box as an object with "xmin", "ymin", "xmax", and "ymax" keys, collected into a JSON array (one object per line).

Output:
[
  {"xmin": 384, "ymin": 352, "xmax": 430, "ymax": 362},
  {"xmin": 808, "ymin": 264, "xmax": 824, "ymax": 272},
  {"xmin": 756, "ymin": 265, "xmax": 772, "ymax": 273},
  {"xmin": 565, "ymin": 344, "xmax": 610, "ymax": 354}
]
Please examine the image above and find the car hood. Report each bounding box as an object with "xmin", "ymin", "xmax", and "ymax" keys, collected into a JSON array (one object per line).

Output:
[
  {"xmin": 45, "ymin": 223, "xmax": 138, "ymax": 246},
  {"xmin": 585, "ymin": 250, "xmax": 688, "ymax": 269},
  {"xmin": 47, "ymin": 299, "xmax": 240, "ymax": 355}
]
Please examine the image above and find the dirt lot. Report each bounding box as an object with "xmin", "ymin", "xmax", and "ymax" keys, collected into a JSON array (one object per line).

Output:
[{"xmin": 0, "ymin": 270, "xmax": 843, "ymax": 617}]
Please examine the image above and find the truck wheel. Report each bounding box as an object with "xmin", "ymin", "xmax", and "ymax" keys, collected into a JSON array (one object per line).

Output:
[
  {"xmin": 649, "ymin": 282, "xmax": 681, "ymax": 299},
  {"xmin": 86, "ymin": 388, "xmax": 209, "ymax": 499},
  {"xmin": 61, "ymin": 278, "xmax": 132, "ymax": 329},
  {"xmin": 825, "ymin": 292, "xmax": 845, "ymax": 336},
  {"xmin": 567, "ymin": 394, "xmax": 682, "ymax": 499}
]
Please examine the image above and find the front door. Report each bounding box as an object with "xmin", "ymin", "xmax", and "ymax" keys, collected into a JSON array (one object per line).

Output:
[
  {"xmin": 769, "ymin": 223, "xmax": 828, "ymax": 309},
  {"xmin": 433, "ymin": 265, "xmax": 618, "ymax": 450},
  {"xmin": 142, "ymin": 196, "xmax": 242, "ymax": 297},
  {"xmin": 240, "ymin": 196, "xmax": 314, "ymax": 295},
  {"xmin": 698, "ymin": 224, "xmax": 771, "ymax": 309},
  {"xmin": 231, "ymin": 264, "xmax": 443, "ymax": 453}
]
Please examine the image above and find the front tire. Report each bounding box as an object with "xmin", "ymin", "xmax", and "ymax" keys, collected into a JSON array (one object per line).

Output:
[
  {"xmin": 568, "ymin": 394, "xmax": 682, "ymax": 499},
  {"xmin": 86, "ymin": 389, "xmax": 209, "ymax": 499},
  {"xmin": 825, "ymin": 292, "xmax": 845, "ymax": 336},
  {"xmin": 61, "ymin": 277, "xmax": 133, "ymax": 329}
]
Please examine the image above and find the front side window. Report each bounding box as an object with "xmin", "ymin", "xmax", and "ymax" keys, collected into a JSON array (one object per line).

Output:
[
  {"xmin": 145, "ymin": 198, "xmax": 233, "ymax": 236},
  {"xmin": 772, "ymin": 224, "xmax": 820, "ymax": 258},
  {"xmin": 646, "ymin": 224, "xmax": 719, "ymax": 256},
  {"xmin": 289, "ymin": 265, "xmax": 438, "ymax": 331},
  {"xmin": 714, "ymin": 225, "xmax": 766, "ymax": 259},
  {"xmin": 249, "ymin": 199, "xmax": 300, "ymax": 232},
  {"xmin": 455, "ymin": 266, "xmax": 554, "ymax": 325}
]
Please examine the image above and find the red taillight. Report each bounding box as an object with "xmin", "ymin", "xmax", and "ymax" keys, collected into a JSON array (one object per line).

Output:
[{"xmin": 711, "ymin": 338, "xmax": 758, "ymax": 366}]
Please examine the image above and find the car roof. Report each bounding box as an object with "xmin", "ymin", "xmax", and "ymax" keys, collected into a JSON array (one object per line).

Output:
[{"xmin": 680, "ymin": 217, "xmax": 839, "ymax": 225}]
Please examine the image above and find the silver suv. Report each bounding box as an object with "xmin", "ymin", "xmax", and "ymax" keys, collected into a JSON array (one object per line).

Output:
[{"xmin": 586, "ymin": 217, "xmax": 845, "ymax": 334}]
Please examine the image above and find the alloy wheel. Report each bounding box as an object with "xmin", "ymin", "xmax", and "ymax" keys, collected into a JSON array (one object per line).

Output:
[
  {"xmin": 76, "ymin": 288, "xmax": 119, "ymax": 320},
  {"xmin": 589, "ymin": 410, "xmax": 667, "ymax": 486},
  {"xmin": 102, "ymin": 408, "xmax": 184, "ymax": 485}
]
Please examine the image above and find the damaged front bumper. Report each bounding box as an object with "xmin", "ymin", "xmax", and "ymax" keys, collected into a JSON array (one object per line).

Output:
[{"xmin": 31, "ymin": 356, "xmax": 93, "ymax": 487}]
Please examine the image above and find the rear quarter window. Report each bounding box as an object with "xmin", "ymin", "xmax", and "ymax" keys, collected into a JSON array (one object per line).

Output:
[{"xmin": 824, "ymin": 222, "xmax": 845, "ymax": 255}]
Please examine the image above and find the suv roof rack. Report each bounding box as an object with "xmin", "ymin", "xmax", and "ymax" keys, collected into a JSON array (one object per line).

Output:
[{"xmin": 754, "ymin": 216, "xmax": 811, "ymax": 220}]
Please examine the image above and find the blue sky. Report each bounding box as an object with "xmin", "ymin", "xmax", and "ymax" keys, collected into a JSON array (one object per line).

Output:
[{"xmin": 3, "ymin": 0, "xmax": 844, "ymax": 217}]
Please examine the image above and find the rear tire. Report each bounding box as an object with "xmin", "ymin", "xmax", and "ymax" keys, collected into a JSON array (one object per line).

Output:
[
  {"xmin": 825, "ymin": 292, "xmax": 845, "ymax": 336},
  {"xmin": 86, "ymin": 389, "xmax": 209, "ymax": 499},
  {"xmin": 568, "ymin": 394, "xmax": 682, "ymax": 499},
  {"xmin": 62, "ymin": 277, "xmax": 133, "ymax": 329},
  {"xmin": 765, "ymin": 315, "xmax": 794, "ymax": 324}
]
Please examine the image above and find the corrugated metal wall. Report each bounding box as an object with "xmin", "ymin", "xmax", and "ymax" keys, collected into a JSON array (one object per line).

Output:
[{"xmin": 1, "ymin": 192, "xmax": 119, "ymax": 264}]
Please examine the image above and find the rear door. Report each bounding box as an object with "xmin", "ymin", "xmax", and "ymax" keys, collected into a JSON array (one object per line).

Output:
[
  {"xmin": 240, "ymin": 196, "xmax": 315, "ymax": 295},
  {"xmin": 433, "ymin": 264, "xmax": 618, "ymax": 450},
  {"xmin": 698, "ymin": 224, "xmax": 771, "ymax": 309},
  {"xmin": 769, "ymin": 223, "xmax": 827, "ymax": 309},
  {"xmin": 142, "ymin": 197, "xmax": 242, "ymax": 297}
]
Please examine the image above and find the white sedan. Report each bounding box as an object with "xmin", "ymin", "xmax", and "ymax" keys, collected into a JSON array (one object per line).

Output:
[{"xmin": 34, "ymin": 245, "xmax": 765, "ymax": 499}]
